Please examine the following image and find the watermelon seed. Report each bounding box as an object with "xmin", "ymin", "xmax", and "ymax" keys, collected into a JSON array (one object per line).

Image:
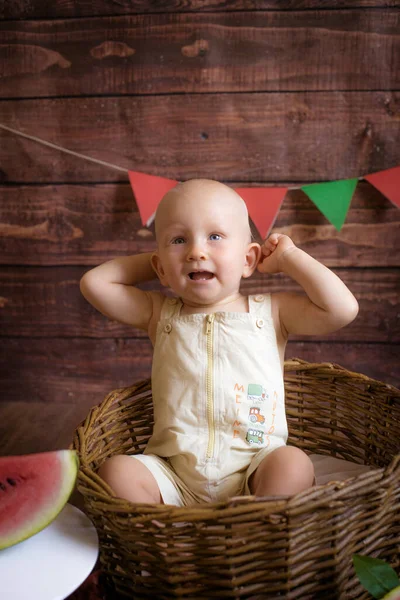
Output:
[
  {"xmin": 0, "ymin": 482, "xmax": 5, "ymax": 491},
  {"xmin": 6, "ymin": 478, "xmax": 16, "ymax": 486}
]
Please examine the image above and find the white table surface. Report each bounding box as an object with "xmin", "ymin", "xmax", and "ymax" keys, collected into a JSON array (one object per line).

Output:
[{"xmin": 0, "ymin": 503, "xmax": 99, "ymax": 600}]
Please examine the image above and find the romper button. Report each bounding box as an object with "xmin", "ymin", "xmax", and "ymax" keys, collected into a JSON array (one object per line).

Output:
[
  {"xmin": 255, "ymin": 295, "xmax": 264, "ymax": 302},
  {"xmin": 164, "ymin": 323, "xmax": 172, "ymax": 333},
  {"xmin": 256, "ymin": 319, "xmax": 264, "ymax": 328},
  {"xmin": 168, "ymin": 298, "xmax": 177, "ymax": 305}
]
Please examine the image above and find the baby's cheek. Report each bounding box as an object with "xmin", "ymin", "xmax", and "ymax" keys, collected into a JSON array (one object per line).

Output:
[{"xmin": 225, "ymin": 262, "xmax": 245, "ymax": 279}]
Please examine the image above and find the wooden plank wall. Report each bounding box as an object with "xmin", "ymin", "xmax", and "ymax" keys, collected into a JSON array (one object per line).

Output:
[{"xmin": 0, "ymin": 1, "xmax": 399, "ymax": 456}]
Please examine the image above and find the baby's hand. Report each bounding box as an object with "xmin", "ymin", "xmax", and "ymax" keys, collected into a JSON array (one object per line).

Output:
[{"xmin": 257, "ymin": 233, "xmax": 297, "ymax": 274}]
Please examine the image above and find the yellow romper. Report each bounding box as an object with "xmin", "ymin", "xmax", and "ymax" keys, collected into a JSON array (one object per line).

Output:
[{"xmin": 131, "ymin": 293, "xmax": 288, "ymax": 506}]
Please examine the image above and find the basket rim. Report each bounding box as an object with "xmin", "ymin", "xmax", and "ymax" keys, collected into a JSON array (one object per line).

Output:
[{"xmin": 284, "ymin": 358, "xmax": 400, "ymax": 394}]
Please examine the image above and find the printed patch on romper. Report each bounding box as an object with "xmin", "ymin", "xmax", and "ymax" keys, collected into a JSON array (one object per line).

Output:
[
  {"xmin": 248, "ymin": 406, "xmax": 266, "ymax": 425},
  {"xmin": 245, "ymin": 428, "xmax": 265, "ymax": 445},
  {"xmin": 232, "ymin": 382, "xmax": 276, "ymax": 446},
  {"xmin": 247, "ymin": 383, "xmax": 268, "ymax": 402}
]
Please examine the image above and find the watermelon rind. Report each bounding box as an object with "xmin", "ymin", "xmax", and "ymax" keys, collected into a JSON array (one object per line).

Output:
[
  {"xmin": 0, "ymin": 449, "xmax": 79, "ymax": 550},
  {"xmin": 383, "ymin": 586, "xmax": 400, "ymax": 600}
]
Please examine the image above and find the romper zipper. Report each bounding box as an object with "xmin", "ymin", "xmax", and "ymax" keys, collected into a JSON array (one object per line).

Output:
[{"xmin": 205, "ymin": 313, "xmax": 215, "ymax": 460}]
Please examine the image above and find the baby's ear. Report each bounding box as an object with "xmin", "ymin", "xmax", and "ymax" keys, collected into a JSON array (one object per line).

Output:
[
  {"xmin": 242, "ymin": 243, "xmax": 262, "ymax": 278},
  {"xmin": 151, "ymin": 252, "xmax": 168, "ymax": 285}
]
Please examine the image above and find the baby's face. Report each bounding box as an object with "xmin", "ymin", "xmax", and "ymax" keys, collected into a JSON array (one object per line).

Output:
[{"xmin": 152, "ymin": 180, "xmax": 260, "ymax": 306}]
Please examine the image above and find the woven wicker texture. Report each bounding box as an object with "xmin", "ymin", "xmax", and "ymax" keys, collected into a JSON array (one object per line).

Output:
[{"xmin": 72, "ymin": 359, "xmax": 400, "ymax": 599}]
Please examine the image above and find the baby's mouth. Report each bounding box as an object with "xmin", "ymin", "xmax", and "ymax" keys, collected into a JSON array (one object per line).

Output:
[{"xmin": 188, "ymin": 271, "xmax": 214, "ymax": 281}]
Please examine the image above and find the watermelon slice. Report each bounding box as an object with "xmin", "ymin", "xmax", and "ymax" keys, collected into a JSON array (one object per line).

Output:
[{"xmin": 0, "ymin": 449, "xmax": 79, "ymax": 550}]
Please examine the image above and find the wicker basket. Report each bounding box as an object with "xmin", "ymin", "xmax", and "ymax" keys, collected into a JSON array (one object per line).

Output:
[{"xmin": 72, "ymin": 359, "xmax": 400, "ymax": 599}]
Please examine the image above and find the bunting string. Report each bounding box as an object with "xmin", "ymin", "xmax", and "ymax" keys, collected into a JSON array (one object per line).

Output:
[
  {"xmin": 1, "ymin": 122, "xmax": 399, "ymax": 238},
  {"xmin": 0, "ymin": 123, "xmax": 128, "ymax": 173}
]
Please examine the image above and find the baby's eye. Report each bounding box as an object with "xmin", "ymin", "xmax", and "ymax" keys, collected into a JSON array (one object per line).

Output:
[
  {"xmin": 209, "ymin": 234, "xmax": 222, "ymax": 241},
  {"xmin": 171, "ymin": 237, "xmax": 185, "ymax": 244}
]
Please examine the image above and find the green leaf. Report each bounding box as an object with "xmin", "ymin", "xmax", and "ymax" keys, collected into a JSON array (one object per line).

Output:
[{"xmin": 353, "ymin": 555, "xmax": 400, "ymax": 599}]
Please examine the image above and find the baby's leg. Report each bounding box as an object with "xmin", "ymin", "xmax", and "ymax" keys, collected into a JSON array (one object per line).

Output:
[
  {"xmin": 248, "ymin": 446, "xmax": 314, "ymax": 496},
  {"xmin": 98, "ymin": 455, "xmax": 162, "ymax": 503}
]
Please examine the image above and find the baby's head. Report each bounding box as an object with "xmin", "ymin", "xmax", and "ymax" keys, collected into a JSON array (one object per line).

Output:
[{"xmin": 151, "ymin": 179, "xmax": 261, "ymax": 306}]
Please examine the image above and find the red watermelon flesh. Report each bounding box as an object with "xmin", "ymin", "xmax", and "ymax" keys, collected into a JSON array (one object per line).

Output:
[{"xmin": 0, "ymin": 450, "xmax": 79, "ymax": 549}]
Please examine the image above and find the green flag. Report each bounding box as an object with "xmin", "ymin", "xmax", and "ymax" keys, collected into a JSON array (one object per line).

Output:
[{"xmin": 301, "ymin": 178, "xmax": 358, "ymax": 230}]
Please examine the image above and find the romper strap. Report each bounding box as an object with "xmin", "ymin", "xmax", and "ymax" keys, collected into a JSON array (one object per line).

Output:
[
  {"xmin": 159, "ymin": 295, "xmax": 182, "ymax": 319},
  {"xmin": 248, "ymin": 293, "xmax": 272, "ymax": 318}
]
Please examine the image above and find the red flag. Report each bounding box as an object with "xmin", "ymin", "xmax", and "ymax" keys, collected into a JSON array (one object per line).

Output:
[
  {"xmin": 128, "ymin": 171, "xmax": 178, "ymax": 226},
  {"xmin": 235, "ymin": 187, "xmax": 287, "ymax": 239},
  {"xmin": 364, "ymin": 166, "xmax": 400, "ymax": 208}
]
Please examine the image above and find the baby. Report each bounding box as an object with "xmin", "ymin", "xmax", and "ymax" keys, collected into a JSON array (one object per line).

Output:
[{"xmin": 80, "ymin": 178, "xmax": 359, "ymax": 506}]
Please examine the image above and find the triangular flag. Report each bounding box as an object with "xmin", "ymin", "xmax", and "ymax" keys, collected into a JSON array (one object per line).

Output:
[
  {"xmin": 364, "ymin": 166, "xmax": 400, "ymax": 208},
  {"xmin": 235, "ymin": 187, "xmax": 288, "ymax": 239},
  {"xmin": 128, "ymin": 171, "xmax": 178, "ymax": 227},
  {"xmin": 301, "ymin": 179, "xmax": 358, "ymax": 231}
]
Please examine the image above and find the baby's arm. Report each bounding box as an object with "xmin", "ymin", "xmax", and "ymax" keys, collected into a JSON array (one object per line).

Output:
[
  {"xmin": 258, "ymin": 234, "xmax": 359, "ymax": 337},
  {"xmin": 80, "ymin": 252, "xmax": 159, "ymax": 331}
]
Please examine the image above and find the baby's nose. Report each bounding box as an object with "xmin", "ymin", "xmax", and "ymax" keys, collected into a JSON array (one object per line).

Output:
[{"xmin": 187, "ymin": 243, "xmax": 207, "ymax": 260}]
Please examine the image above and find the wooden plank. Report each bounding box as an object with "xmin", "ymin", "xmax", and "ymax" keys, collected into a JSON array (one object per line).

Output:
[
  {"xmin": 286, "ymin": 341, "xmax": 400, "ymax": 387},
  {"xmin": 0, "ymin": 339, "xmax": 398, "ymax": 408},
  {"xmin": 1, "ymin": 11, "xmax": 398, "ymax": 97},
  {"xmin": 0, "ymin": 402, "xmax": 92, "ymax": 456},
  {"xmin": 0, "ymin": 182, "xmax": 398, "ymax": 267},
  {"xmin": 1, "ymin": 2, "xmax": 395, "ymax": 22},
  {"xmin": 1, "ymin": 2, "xmax": 393, "ymax": 20},
  {"xmin": 0, "ymin": 92, "xmax": 399, "ymax": 182},
  {"xmin": 0, "ymin": 338, "xmax": 153, "ymax": 405},
  {"xmin": 0, "ymin": 266, "xmax": 398, "ymax": 341}
]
